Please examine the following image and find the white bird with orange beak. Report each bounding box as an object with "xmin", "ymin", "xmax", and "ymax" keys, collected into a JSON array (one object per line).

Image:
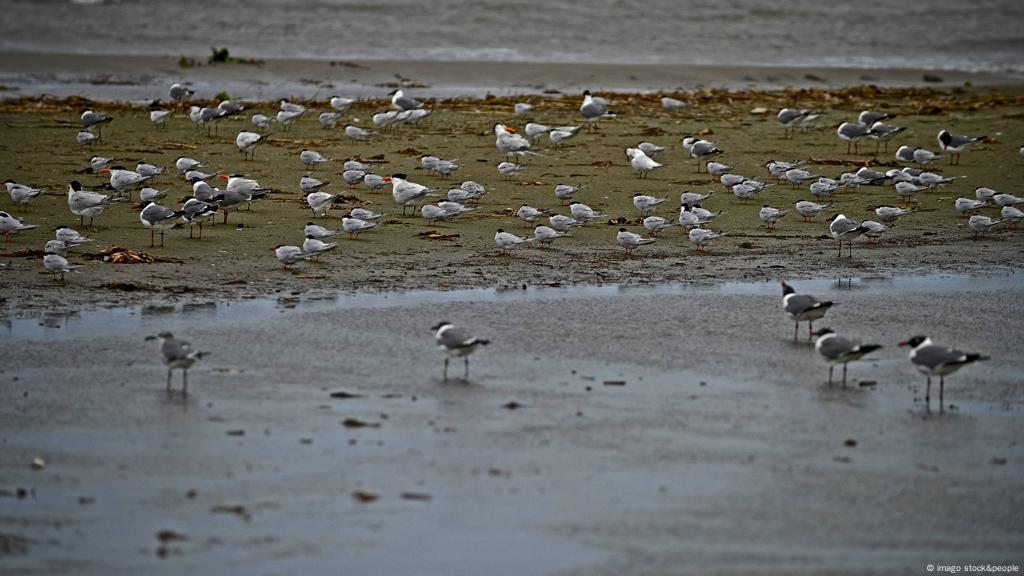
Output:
[{"xmin": 494, "ymin": 124, "xmax": 539, "ymax": 163}]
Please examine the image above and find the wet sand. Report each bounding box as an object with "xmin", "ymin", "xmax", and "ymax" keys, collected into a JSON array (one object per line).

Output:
[{"xmin": 0, "ymin": 277, "xmax": 1022, "ymax": 575}]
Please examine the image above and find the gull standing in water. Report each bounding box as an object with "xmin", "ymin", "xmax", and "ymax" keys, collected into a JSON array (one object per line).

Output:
[
  {"xmin": 812, "ymin": 328, "xmax": 882, "ymax": 385},
  {"xmin": 145, "ymin": 332, "xmax": 208, "ymax": 395},
  {"xmin": 780, "ymin": 280, "xmax": 833, "ymax": 342},
  {"xmin": 431, "ymin": 321, "xmax": 489, "ymax": 381},
  {"xmin": 899, "ymin": 336, "xmax": 988, "ymax": 410}
]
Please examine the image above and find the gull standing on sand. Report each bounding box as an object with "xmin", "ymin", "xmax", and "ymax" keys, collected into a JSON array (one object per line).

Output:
[
  {"xmin": 432, "ymin": 321, "xmax": 489, "ymax": 381},
  {"xmin": 837, "ymin": 122, "xmax": 873, "ymax": 154},
  {"xmin": 861, "ymin": 220, "xmax": 888, "ymax": 244},
  {"xmin": 42, "ymin": 252, "xmax": 78, "ymax": 281},
  {"xmin": 345, "ymin": 125, "xmax": 376, "ymax": 141},
  {"xmin": 495, "ymin": 228, "xmax": 531, "ymax": 255},
  {"xmin": 363, "ymin": 173, "xmax": 386, "ymax": 193},
  {"xmin": 937, "ymin": 130, "xmax": 985, "ymax": 165},
  {"xmin": 390, "ymin": 90, "xmax": 424, "ymax": 111},
  {"xmin": 145, "ymin": 332, "xmax": 208, "ymax": 395},
  {"xmin": 795, "ymin": 200, "xmax": 833, "ymax": 222},
  {"xmin": 1000, "ymin": 206, "xmax": 1023, "ymax": 227},
  {"xmin": 777, "ymin": 108, "xmax": 812, "ymax": 139},
  {"xmin": 494, "ymin": 124, "xmax": 538, "ymax": 162},
  {"xmin": 236, "ymin": 131, "xmax": 265, "ymax": 160},
  {"xmin": 759, "ymin": 205, "xmax": 789, "ymax": 231},
  {"xmin": 968, "ymin": 214, "xmax": 1003, "ymax": 236},
  {"xmin": 302, "ymin": 235, "xmax": 337, "ymax": 261},
  {"xmin": 895, "ymin": 145, "xmax": 916, "ymax": 163},
  {"xmin": 420, "ymin": 204, "xmax": 448, "ymax": 226},
  {"xmin": 517, "ymin": 204, "xmax": 547, "ymax": 226},
  {"xmin": 149, "ymin": 110, "xmax": 172, "ymax": 127},
  {"xmin": 829, "ymin": 214, "xmax": 867, "ymax": 257},
  {"xmin": 300, "ymin": 174, "xmax": 330, "ymax": 194},
  {"xmin": 81, "ymin": 110, "xmax": 112, "ymax": 134},
  {"xmin": 342, "ymin": 215, "xmax": 377, "ymax": 239},
  {"xmin": 812, "ymin": 328, "xmax": 882, "ymax": 385},
  {"xmin": 299, "ymin": 149, "xmax": 331, "ymax": 170},
  {"xmin": 319, "ymin": 112, "xmax": 341, "ymax": 128},
  {"xmin": 954, "ymin": 197, "xmax": 989, "ymax": 217},
  {"xmin": 895, "ymin": 181, "xmax": 932, "ymax": 203},
  {"xmin": 77, "ymin": 131, "xmax": 98, "ymax": 146},
  {"xmin": 176, "ymin": 157, "xmax": 204, "ymax": 172},
  {"xmin": 680, "ymin": 191, "xmax": 713, "ymax": 208},
  {"xmin": 632, "ymin": 193, "xmax": 666, "ymax": 216},
  {"xmin": 100, "ymin": 166, "xmax": 150, "ymax": 200},
  {"xmin": 180, "ymin": 197, "xmax": 217, "ymax": 238},
  {"xmin": 685, "ymin": 139, "xmax": 723, "ymax": 173},
  {"xmin": 643, "ymin": 216, "xmax": 675, "ymax": 235},
  {"xmin": 304, "ymin": 222, "xmax": 339, "ymax": 240},
  {"xmin": 912, "ymin": 147, "xmax": 943, "ymax": 165},
  {"xmin": 780, "ymin": 280, "xmax": 834, "ymax": 341},
  {"xmin": 55, "ymin": 226, "xmax": 92, "ymax": 249},
  {"xmin": 274, "ymin": 245, "xmax": 312, "ymax": 268},
  {"xmin": 390, "ymin": 174, "xmax": 437, "ymax": 215},
  {"xmin": 140, "ymin": 201, "xmax": 180, "ymax": 247},
  {"xmin": 992, "ymin": 193, "xmax": 1024, "ymax": 207},
  {"xmin": 135, "ymin": 162, "xmax": 165, "ymax": 178},
  {"xmin": 626, "ymin": 148, "xmax": 663, "ymax": 178},
  {"xmin": 688, "ymin": 228, "xmax": 725, "ymax": 251},
  {"xmin": 533, "ymin": 224, "xmax": 569, "ymax": 246},
  {"xmin": 706, "ymin": 161, "xmax": 732, "ymax": 177},
  {"xmin": 616, "ymin": 228, "xmax": 655, "ymax": 257},
  {"xmin": 0, "ymin": 211, "xmax": 38, "ymax": 242},
  {"xmin": 899, "ymin": 335, "xmax": 988, "ymax": 410},
  {"xmin": 569, "ymin": 201, "xmax": 603, "ymax": 223},
  {"xmin": 307, "ymin": 191, "xmax": 341, "ymax": 217},
  {"xmin": 525, "ymin": 123, "xmax": 551, "ymax": 142},
  {"xmin": 579, "ymin": 90, "xmax": 614, "ymax": 129},
  {"xmin": 873, "ymin": 206, "xmax": 913, "ymax": 225},
  {"xmin": 330, "ymin": 96, "xmax": 355, "ymax": 112},
  {"xmin": 139, "ymin": 187, "xmax": 166, "ymax": 203},
  {"xmin": 67, "ymin": 181, "xmax": 118, "ymax": 227},
  {"xmin": 677, "ymin": 205, "xmax": 707, "ymax": 230},
  {"xmin": 548, "ymin": 214, "xmax": 580, "ymax": 232},
  {"xmin": 554, "ymin": 183, "xmax": 585, "ymax": 205},
  {"xmin": 5, "ymin": 181, "xmax": 44, "ymax": 208},
  {"xmin": 498, "ymin": 162, "xmax": 527, "ymax": 179}
]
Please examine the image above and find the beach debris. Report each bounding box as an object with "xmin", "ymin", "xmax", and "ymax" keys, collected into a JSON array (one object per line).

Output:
[
  {"xmin": 342, "ymin": 417, "xmax": 380, "ymax": 428},
  {"xmin": 156, "ymin": 530, "xmax": 189, "ymax": 543},
  {"xmin": 844, "ymin": 439, "xmax": 858, "ymax": 447},
  {"xmin": 400, "ymin": 492, "xmax": 433, "ymax": 502},
  {"xmin": 329, "ymin": 390, "xmax": 364, "ymax": 399},
  {"xmin": 417, "ymin": 231, "xmax": 460, "ymax": 241},
  {"xmin": 501, "ymin": 401, "xmax": 522, "ymax": 410},
  {"xmin": 602, "ymin": 380, "xmax": 626, "ymax": 386},
  {"xmin": 210, "ymin": 504, "xmax": 252, "ymax": 521},
  {"xmin": 351, "ymin": 491, "xmax": 379, "ymax": 504},
  {"xmin": 30, "ymin": 457, "xmax": 45, "ymax": 470},
  {"xmin": 225, "ymin": 430, "xmax": 245, "ymax": 436},
  {"xmin": 80, "ymin": 246, "xmax": 169, "ymax": 264}
]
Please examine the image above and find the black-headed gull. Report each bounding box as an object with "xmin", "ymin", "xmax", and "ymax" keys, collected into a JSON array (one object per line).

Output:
[{"xmin": 899, "ymin": 336, "xmax": 988, "ymax": 410}]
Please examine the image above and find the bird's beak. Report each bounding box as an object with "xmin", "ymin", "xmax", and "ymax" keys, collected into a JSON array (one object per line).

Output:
[
  {"xmin": 898, "ymin": 340, "xmax": 909, "ymax": 347},
  {"xmin": 218, "ymin": 175, "xmax": 229, "ymax": 181},
  {"xmin": 144, "ymin": 335, "xmax": 156, "ymax": 341},
  {"xmin": 505, "ymin": 127, "xmax": 517, "ymax": 133},
  {"xmin": 98, "ymin": 168, "xmax": 110, "ymax": 174},
  {"xmin": 382, "ymin": 177, "xmax": 391, "ymax": 182}
]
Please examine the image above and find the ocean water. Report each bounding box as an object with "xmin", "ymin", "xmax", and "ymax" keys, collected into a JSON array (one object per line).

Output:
[{"xmin": 0, "ymin": 0, "xmax": 1022, "ymax": 75}]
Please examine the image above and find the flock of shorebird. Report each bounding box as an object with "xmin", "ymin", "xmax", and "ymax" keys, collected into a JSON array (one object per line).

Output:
[{"xmin": 2, "ymin": 82, "xmax": 1015, "ymax": 406}]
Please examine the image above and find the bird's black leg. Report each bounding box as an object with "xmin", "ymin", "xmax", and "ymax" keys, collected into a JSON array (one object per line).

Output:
[
  {"xmin": 794, "ymin": 321, "xmax": 799, "ymax": 342},
  {"xmin": 939, "ymin": 375, "xmax": 944, "ymax": 411},
  {"xmin": 842, "ymin": 363, "xmax": 848, "ymax": 386},
  {"xmin": 166, "ymin": 369, "xmax": 172, "ymax": 392},
  {"xmin": 443, "ymin": 358, "xmax": 449, "ymax": 381},
  {"xmin": 925, "ymin": 376, "xmax": 931, "ymax": 406},
  {"xmin": 183, "ymin": 369, "xmax": 188, "ymax": 396},
  {"xmin": 828, "ymin": 365, "xmax": 833, "ymax": 385},
  {"xmin": 464, "ymin": 358, "xmax": 469, "ymax": 380}
]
